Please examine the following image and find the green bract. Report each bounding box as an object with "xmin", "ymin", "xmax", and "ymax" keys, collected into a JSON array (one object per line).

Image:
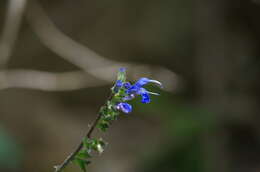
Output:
[{"xmin": 73, "ymin": 137, "xmax": 106, "ymax": 171}]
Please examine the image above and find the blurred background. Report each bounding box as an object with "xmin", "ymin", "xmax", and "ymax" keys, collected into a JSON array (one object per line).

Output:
[{"xmin": 0, "ymin": 0, "xmax": 260, "ymax": 172}]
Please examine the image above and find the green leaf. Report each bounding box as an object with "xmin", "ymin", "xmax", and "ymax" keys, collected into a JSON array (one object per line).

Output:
[
  {"xmin": 97, "ymin": 120, "xmax": 109, "ymax": 132},
  {"xmin": 82, "ymin": 138, "xmax": 92, "ymax": 149},
  {"xmin": 77, "ymin": 149, "xmax": 91, "ymax": 159},
  {"xmin": 73, "ymin": 158, "xmax": 89, "ymax": 172},
  {"xmin": 118, "ymin": 88, "xmax": 127, "ymax": 96},
  {"xmin": 100, "ymin": 106, "xmax": 108, "ymax": 116}
]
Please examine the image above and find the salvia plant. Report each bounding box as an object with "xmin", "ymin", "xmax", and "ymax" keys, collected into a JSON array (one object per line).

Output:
[{"xmin": 54, "ymin": 68, "xmax": 162, "ymax": 172}]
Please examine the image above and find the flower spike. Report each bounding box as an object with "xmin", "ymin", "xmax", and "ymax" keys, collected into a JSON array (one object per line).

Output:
[{"xmin": 54, "ymin": 68, "xmax": 163, "ymax": 172}]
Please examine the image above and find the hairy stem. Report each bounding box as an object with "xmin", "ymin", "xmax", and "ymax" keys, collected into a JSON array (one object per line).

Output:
[{"xmin": 54, "ymin": 94, "xmax": 113, "ymax": 172}]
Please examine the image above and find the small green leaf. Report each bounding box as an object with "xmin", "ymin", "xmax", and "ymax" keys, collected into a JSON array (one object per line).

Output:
[
  {"xmin": 103, "ymin": 114, "xmax": 112, "ymax": 121},
  {"xmin": 97, "ymin": 120, "xmax": 109, "ymax": 132},
  {"xmin": 100, "ymin": 106, "xmax": 108, "ymax": 116},
  {"xmin": 82, "ymin": 138, "xmax": 92, "ymax": 149},
  {"xmin": 73, "ymin": 158, "xmax": 89, "ymax": 172},
  {"xmin": 77, "ymin": 149, "xmax": 91, "ymax": 159}
]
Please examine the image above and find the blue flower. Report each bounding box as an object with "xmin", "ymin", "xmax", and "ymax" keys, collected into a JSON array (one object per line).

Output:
[
  {"xmin": 113, "ymin": 80, "xmax": 123, "ymax": 93},
  {"xmin": 114, "ymin": 68, "xmax": 162, "ymax": 114},
  {"xmin": 119, "ymin": 68, "xmax": 126, "ymax": 72},
  {"xmin": 116, "ymin": 80, "xmax": 123, "ymax": 87},
  {"xmin": 116, "ymin": 102, "xmax": 132, "ymax": 114},
  {"xmin": 124, "ymin": 77, "xmax": 162, "ymax": 104},
  {"xmin": 123, "ymin": 82, "xmax": 131, "ymax": 89}
]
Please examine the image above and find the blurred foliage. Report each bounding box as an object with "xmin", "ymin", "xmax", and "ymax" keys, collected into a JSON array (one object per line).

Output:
[
  {"xmin": 0, "ymin": 127, "xmax": 21, "ymax": 171},
  {"xmin": 133, "ymin": 89, "xmax": 217, "ymax": 172}
]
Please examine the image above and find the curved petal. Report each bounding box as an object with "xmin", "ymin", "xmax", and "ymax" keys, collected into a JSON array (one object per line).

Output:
[{"xmin": 135, "ymin": 78, "xmax": 163, "ymax": 88}]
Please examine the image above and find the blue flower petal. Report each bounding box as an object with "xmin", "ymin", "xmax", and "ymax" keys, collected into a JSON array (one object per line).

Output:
[
  {"xmin": 135, "ymin": 88, "xmax": 151, "ymax": 104},
  {"xmin": 123, "ymin": 82, "xmax": 132, "ymax": 89},
  {"xmin": 116, "ymin": 80, "xmax": 123, "ymax": 87},
  {"xmin": 113, "ymin": 80, "xmax": 123, "ymax": 92},
  {"xmin": 135, "ymin": 77, "xmax": 150, "ymax": 87},
  {"xmin": 116, "ymin": 102, "xmax": 132, "ymax": 114},
  {"xmin": 136, "ymin": 87, "xmax": 146, "ymax": 95},
  {"xmin": 134, "ymin": 77, "xmax": 163, "ymax": 88},
  {"xmin": 126, "ymin": 85, "xmax": 139, "ymax": 94},
  {"xmin": 141, "ymin": 92, "xmax": 150, "ymax": 104}
]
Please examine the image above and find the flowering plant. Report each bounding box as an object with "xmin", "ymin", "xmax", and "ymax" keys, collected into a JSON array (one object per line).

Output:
[{"xmin": 54, "ymin": 68, "xmax": 162, "ymax": 172}]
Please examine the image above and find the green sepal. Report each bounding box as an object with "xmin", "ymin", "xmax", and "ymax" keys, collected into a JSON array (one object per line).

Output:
[
  {"xmin": 76, "ymin": 149, "xmax": 91, "ymax": 159},
  {"xmin": 91, "ymin": 138, "xmax": 106, "ymax": 154},
  {"xmin": 82, "ymin": 138, "xmax": 92, "ymax": 150},
  {"xmin": 72, "ymin": 158, "xmax": 90, "ymax": 172},
  {"xmin": 117, "ymin": 69, "xmax": 126, "ymax": 82}
]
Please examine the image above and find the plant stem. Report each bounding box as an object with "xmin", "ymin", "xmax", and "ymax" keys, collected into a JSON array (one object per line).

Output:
[{"xmin": 54, "ymin": 94, "xmax": 113, "ymax": 172}]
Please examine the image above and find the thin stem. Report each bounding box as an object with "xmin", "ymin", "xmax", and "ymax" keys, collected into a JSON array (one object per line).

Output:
[{"xmin": 54, "ymin": 93, "xmax": 113, "ymax": 172}]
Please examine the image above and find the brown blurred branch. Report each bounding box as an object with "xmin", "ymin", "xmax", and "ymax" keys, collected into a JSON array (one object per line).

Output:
[
  {"xmin": 25, "ymin": 1, "xmax": 179, "ymax": 91},
  {"xmin": 26, "ymin": 0, "xmax": 131, "ymax": 82},
  {"xmin": 0, "ymin": 69, "xmax": 107, "ymax": 91},
  {"xmin": 0, "ymin": 1, "xmax": 178, "ymax": 92},
  {"xmin": 0, "ymin": 65, "xmax": 178, "ymax": 91},
  {"xmin": 0, "ymin": 0, "xmax": 27, "ymax": 68},
  {"xmin": 26, "ymin": 1, "xmax": 117, "ymax": 71}
]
